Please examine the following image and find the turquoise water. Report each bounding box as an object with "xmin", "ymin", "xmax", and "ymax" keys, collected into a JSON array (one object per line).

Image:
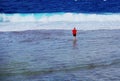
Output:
[{"xmin": 0, "ymin": 30, "xmax": 120, "ymax": 81}]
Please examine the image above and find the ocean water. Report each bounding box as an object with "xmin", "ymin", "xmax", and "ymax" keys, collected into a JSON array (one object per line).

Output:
[
  {"xmin": 0, "ymin": 0, "xmax": 120, "ymax": 13},
  {"xmin": 0, "ymin": 29, "xmax": 120, "ymax": 81},
  {"xmin": 0, "ymin": 0, "xmax": 120, "ymax": 81},
  {"xmin": 0, "ymin": 13, "xmax": 120, "ymax": 31}
]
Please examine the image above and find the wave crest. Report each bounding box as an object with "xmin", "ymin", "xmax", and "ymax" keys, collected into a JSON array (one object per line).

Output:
[{"xmin": 0, "ymin": 13, "xmax": 120, "ymax": 22}]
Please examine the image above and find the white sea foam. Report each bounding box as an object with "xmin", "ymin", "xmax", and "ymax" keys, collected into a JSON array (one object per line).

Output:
[
  {"xmin": 0, "ymin": 13, "xmax": 120, "ymax": 22},
  {"xmin": 0, "ymin": 21, "xmax": 120, "ymax": 31},
  {"xmin": 0, "ymin": 13, "xmax": 120, "ymax": 31}
]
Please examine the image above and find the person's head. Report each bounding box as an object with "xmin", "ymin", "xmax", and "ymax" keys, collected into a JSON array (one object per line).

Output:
[{"xmin": 74, "ymin": 27, "xmax": 76, "ymax": 29}]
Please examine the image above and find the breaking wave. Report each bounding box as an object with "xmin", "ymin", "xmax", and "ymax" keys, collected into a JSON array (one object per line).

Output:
[
  {"xmin": 0, "ymin": 13, "xmax": 120, "ymax": 22},
  {"xmin": 0, "ymin": 13, "xmax": 120, "ymax": 31}
]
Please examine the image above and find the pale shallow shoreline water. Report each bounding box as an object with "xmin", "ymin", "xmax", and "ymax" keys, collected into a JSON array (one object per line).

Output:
[{"xmin": 0, "ymin": 29, "xmax": 120, "ymax": 81}]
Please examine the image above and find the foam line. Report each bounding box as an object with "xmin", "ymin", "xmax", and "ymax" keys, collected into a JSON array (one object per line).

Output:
[{"xmin": 0, "ymin": 13, "xmax": 120, "ymax": 22}]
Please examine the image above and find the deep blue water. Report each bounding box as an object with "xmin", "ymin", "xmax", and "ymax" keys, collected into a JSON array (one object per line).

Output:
[{"xmin": 0, "ymin": 0, "xmax": 120, "ymax": 13}]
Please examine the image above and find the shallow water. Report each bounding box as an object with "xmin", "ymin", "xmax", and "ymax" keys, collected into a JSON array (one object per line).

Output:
[{"xmin": 0, "ymin": 30, "xmax": 120, "ymax": 81}]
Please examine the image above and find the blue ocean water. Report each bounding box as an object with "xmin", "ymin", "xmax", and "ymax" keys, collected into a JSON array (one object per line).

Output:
[
  {"xmin": 0, "ymin": 0, "xmax": 120, "ymax": 13},
  {"xmin": 0, "ymin": 0, "xmax": 120, "ymax": 81},
  {"xmin": 0, "ymin": 30, "xmax": 120, "ymax": 81},
  {"xmin": 0, "ymin": 0, "xmax": 120, "ymax": 31}
]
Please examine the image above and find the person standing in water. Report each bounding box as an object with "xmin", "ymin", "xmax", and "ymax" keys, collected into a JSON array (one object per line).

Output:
[{"xmin": 72, "ymin": 27, "xmax": 77, "ymax": 40}]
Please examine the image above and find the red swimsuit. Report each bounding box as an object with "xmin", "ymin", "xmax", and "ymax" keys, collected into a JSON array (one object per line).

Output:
[{"xmin": 72, "ymin": 28, "xmax": 77, "ymax": 36}]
